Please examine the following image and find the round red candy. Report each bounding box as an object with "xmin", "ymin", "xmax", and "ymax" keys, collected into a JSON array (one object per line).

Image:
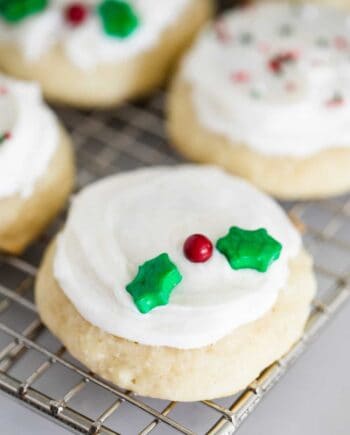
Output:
[
  {"xmin": 183, "ymin": 234, "xmax": 213, "ymax": 263},
  {"xmin": 65, "ymin": 3, "xmax": 88, "ymax": 26}
]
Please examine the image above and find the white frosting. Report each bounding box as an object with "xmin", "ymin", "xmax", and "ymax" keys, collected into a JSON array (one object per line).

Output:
[
  {"xmin": 183, "ymin": 3, "xmax": 350, "ymax": 157},
  {"xmin": 0, "ymin": 75, "xmax": 58, "ymax": 198},
  {"xmin": 0, "ymin": 0, "xmax": 189, "ymax": 70},
  {"xmin": 54, "ymin": 166, "xmax": 301, "ymax": 349}
]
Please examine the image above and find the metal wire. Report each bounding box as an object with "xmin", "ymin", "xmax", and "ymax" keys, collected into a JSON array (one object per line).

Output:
[{"xmin": 0, "ymin": 89, "xmax": 349, "ymax": 434}]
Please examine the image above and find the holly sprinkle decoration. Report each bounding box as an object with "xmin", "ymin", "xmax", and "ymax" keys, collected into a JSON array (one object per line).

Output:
[
  {"xmin": 231, "ymin": 70, "xmax": 251, "ymax": 84},
  {"xmin": 326, "ymin": 92, "xmax": 344, "ymax": 108},
  {"xmin": 0, "ymin": 131, "xmax": 11, "ymax": 144},
  {"xmin": 279, "ymin": 23, "xmax": 293, "ymax": 37},
  {"xmin": 214, "ymin": 19, "xmax": 231, "ymax": 44},
  {"xmin": 268, "ymin": 51, "xmax": 298, "ymax": 75},
  {"xmin": 216, "ymin": 227, "xmax": 282, "ymax": 273},
  {"xmin": 98, "ymin": 0, "xmax": 139, "ymax": 39},
  {"xmin": 184, "ymin": 234, "xmax": 213, "ymax": 263},
  {"xmin": 334, "ymin": 36, "xmax": 348, "ymax": 51},
  {"xmin": 239, "ymin": 31, "xmax": 254, "ymax": 45},
  {"xmin": 250, "ymin": 89, "xmax": 262, "ymax": 99},
  {"xmin": 0, "ymin": 0, "xmax": 48, "ymax": 23},
  {"xmin": 64, "ymin": 2, "xmax": 88, "ymax": 27},
  {"xmin": 126, "ymin": 253, "xmax": 182, "ymax": 314},
  {"xmin": 316, "ymin": 37, "xmax": 329, "ymax": 48}
]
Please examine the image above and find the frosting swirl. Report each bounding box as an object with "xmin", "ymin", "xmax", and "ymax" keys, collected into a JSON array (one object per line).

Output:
[
  {"xmin": 54, "ymin": 166, "xmax": 301, "ymax": 349},
  {"xmin": 0, "ymin": 75, "xmax": 58, "ymax": 198},
  {"xmin": 0, "ymin": 0, "xmax": 190, "ymax": 70},
  {"xmin": 182, "ymin": 3, "xmax": 350, "ymax": 157}
]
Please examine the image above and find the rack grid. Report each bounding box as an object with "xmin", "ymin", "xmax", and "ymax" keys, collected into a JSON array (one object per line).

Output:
[{"xmin": 0, "ymin": 90, "xmax": 349, "ymax": 435}]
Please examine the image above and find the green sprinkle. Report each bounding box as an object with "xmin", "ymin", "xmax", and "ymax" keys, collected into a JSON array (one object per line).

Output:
[
  {"xmin": 279, "ymin": 23, "xmax": 293, "ymax": 37},
  {"xmin": 0, "ymin": 131, "xmax": 10, "ymax": 144},
  {"xmin": 250, "ymin": 89, "xmax": 261, "ymax": 99},
  {"xmin": 126, "ymin": 253, "xmax": 182, "ymax": 314},
  {"xmin": 0, "ymin": 0, "xmax": 48, "ymax": 23},
  {"xmin": 98, "ymin": 0, "xmax": 140, "ymax": 39},
  {"xmin": 316, "ymin": 37, "xmax": 329, "ymax": 48},
  {"xmin": 216, "ymin": 227, "xmax": 282, "ymax": 273},
  {"xmin": 239, "ymin": 32, "xmax": 254, "ymax": 45}
]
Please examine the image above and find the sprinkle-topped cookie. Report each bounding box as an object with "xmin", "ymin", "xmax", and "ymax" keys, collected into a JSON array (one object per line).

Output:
[
  {"xmin": 0, "ymin": 75, "xmax": 58, "ymax": 198},
  {"xmin": 54, "ymin": 166, "xmax": 301, "ymax": 348},
  {"xmin": 0, "ymin": 0, "xmax": 190, "ymax": 70},
  {"xmin": 183, "ymin": 3, "xmax": 350, "ymax": 157}
]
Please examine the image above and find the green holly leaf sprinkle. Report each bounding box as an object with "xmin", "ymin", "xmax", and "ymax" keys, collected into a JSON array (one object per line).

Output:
[
  {"xmin": 216, "ymin": 227, "xmax": 282, "ymax": 273},
  {"xmin": 126, "ymin": 253, "xmax": 182, "ymax": 314},
  {"xmin": 0, "ymin": 0, "xmax": 48, "ymax": 23},
  {"xmin": 98, "ymin": 0, "xmax": 140, "ymax": 39}
]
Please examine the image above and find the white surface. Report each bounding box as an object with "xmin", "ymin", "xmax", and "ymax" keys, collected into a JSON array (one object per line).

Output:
[
  {"xmin": 0, "ymin": 397, "xmax": 70, "ymax": 435},
  {"xmin": 0, "ymin": 300, "xmax": 349, "ymax": 434}
]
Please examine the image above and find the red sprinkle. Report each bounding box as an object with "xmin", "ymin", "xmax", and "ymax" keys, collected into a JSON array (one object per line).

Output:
[
  {"xmin": 334, "ymin": 36, "xmax": 348, "ymax": 50},
  {"xmin": 65, "ymin": 3, "xmax": 88, "ymax": 26},
  {"xmin": 268, "ymin": 51, "xmax": 298, "ymax": 74},
  {"xmin": 4, "ymin": 132, "xmax": 11, "ymax": 140},
  {"xmin": 285, "ymin": 81, "xmax": 297, "ymax": 92},
  {"xmin": 214, "ymin": 20, "xmax": 231, "ymax": 43},
  {"xmin": 231, "ymin": 70, "xmax": 251, "ymax": 83},
  {"xmin": 258, "ymin": 42, "xmax": 271, "ymax": 54},
  {"xmin": 184, "ymin": 234, "xmax": 213, "ymax": 263},
  {"xmin": 0, "ymin": 86, "xmax": 8, "ymax": 95},
  {"xmin": 326, "ymin": 95, "xmax": 344, "ymax": 108}
]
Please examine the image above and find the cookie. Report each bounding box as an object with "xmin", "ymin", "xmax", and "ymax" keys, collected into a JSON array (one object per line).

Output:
[
  {"xmin": 0, "ymin": 0, "xmax": 212, "ymax": 108},
  {"xmin": 168, "ymin": 2, "xmax": 350, "ymax": 199},
  {"xmin": 35, "ymin": 166, "xmax": 316, "ymax": 401},
  {"xmin": 0, "ymin": 75, "xmax": 75, "ymax": 254}
]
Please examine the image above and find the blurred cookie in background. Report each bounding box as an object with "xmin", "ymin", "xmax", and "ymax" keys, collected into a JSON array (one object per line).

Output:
[
  {"xmin": 0, "ymin": 0, "xmax": 213, "ymax": 108},
  {"xmin": 168, "ymin": 2, "xmax": 350, "ymax": 199},
  {"xmin": 0, "ymin": 74, "xmax": 75, "ymax": 254}
]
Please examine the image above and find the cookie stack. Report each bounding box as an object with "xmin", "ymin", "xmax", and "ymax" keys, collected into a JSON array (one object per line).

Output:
[{"xmin": 1, "ymin": 0, "xmax": 348, "ymax": 403}]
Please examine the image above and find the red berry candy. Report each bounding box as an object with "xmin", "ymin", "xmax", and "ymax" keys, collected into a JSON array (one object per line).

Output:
[
  {"xmin": 231, "ymin": 70, "xmax": 250, "ymax": 84},
  {"xmin": 183, "ymin": 234, "xmax": 213, "ymax": 263},
  {"xmin": 65, "ymin": 3, "xmax": 88, "ymax": 26}
]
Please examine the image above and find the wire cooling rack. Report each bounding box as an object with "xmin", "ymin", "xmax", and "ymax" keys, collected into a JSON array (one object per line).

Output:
[{"xmin": 0, "ymin": 91, "xmax": 349, "ymax": 435}]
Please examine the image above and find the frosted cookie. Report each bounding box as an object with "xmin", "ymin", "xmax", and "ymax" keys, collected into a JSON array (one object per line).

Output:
[
  {"xmin": 0, "ymin": 0, "xmax": 212, "ymax": 108},
  {"xmin": 168, "ymin": 2, "xmax": 350, "ymax": 199},
  {"xmin": 35, "ymin": 165, "xmax": 316, "ymax": 401},
  {"xmin": 0, "ymin": 75, "xmax": 74, "ymax": 254}
]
